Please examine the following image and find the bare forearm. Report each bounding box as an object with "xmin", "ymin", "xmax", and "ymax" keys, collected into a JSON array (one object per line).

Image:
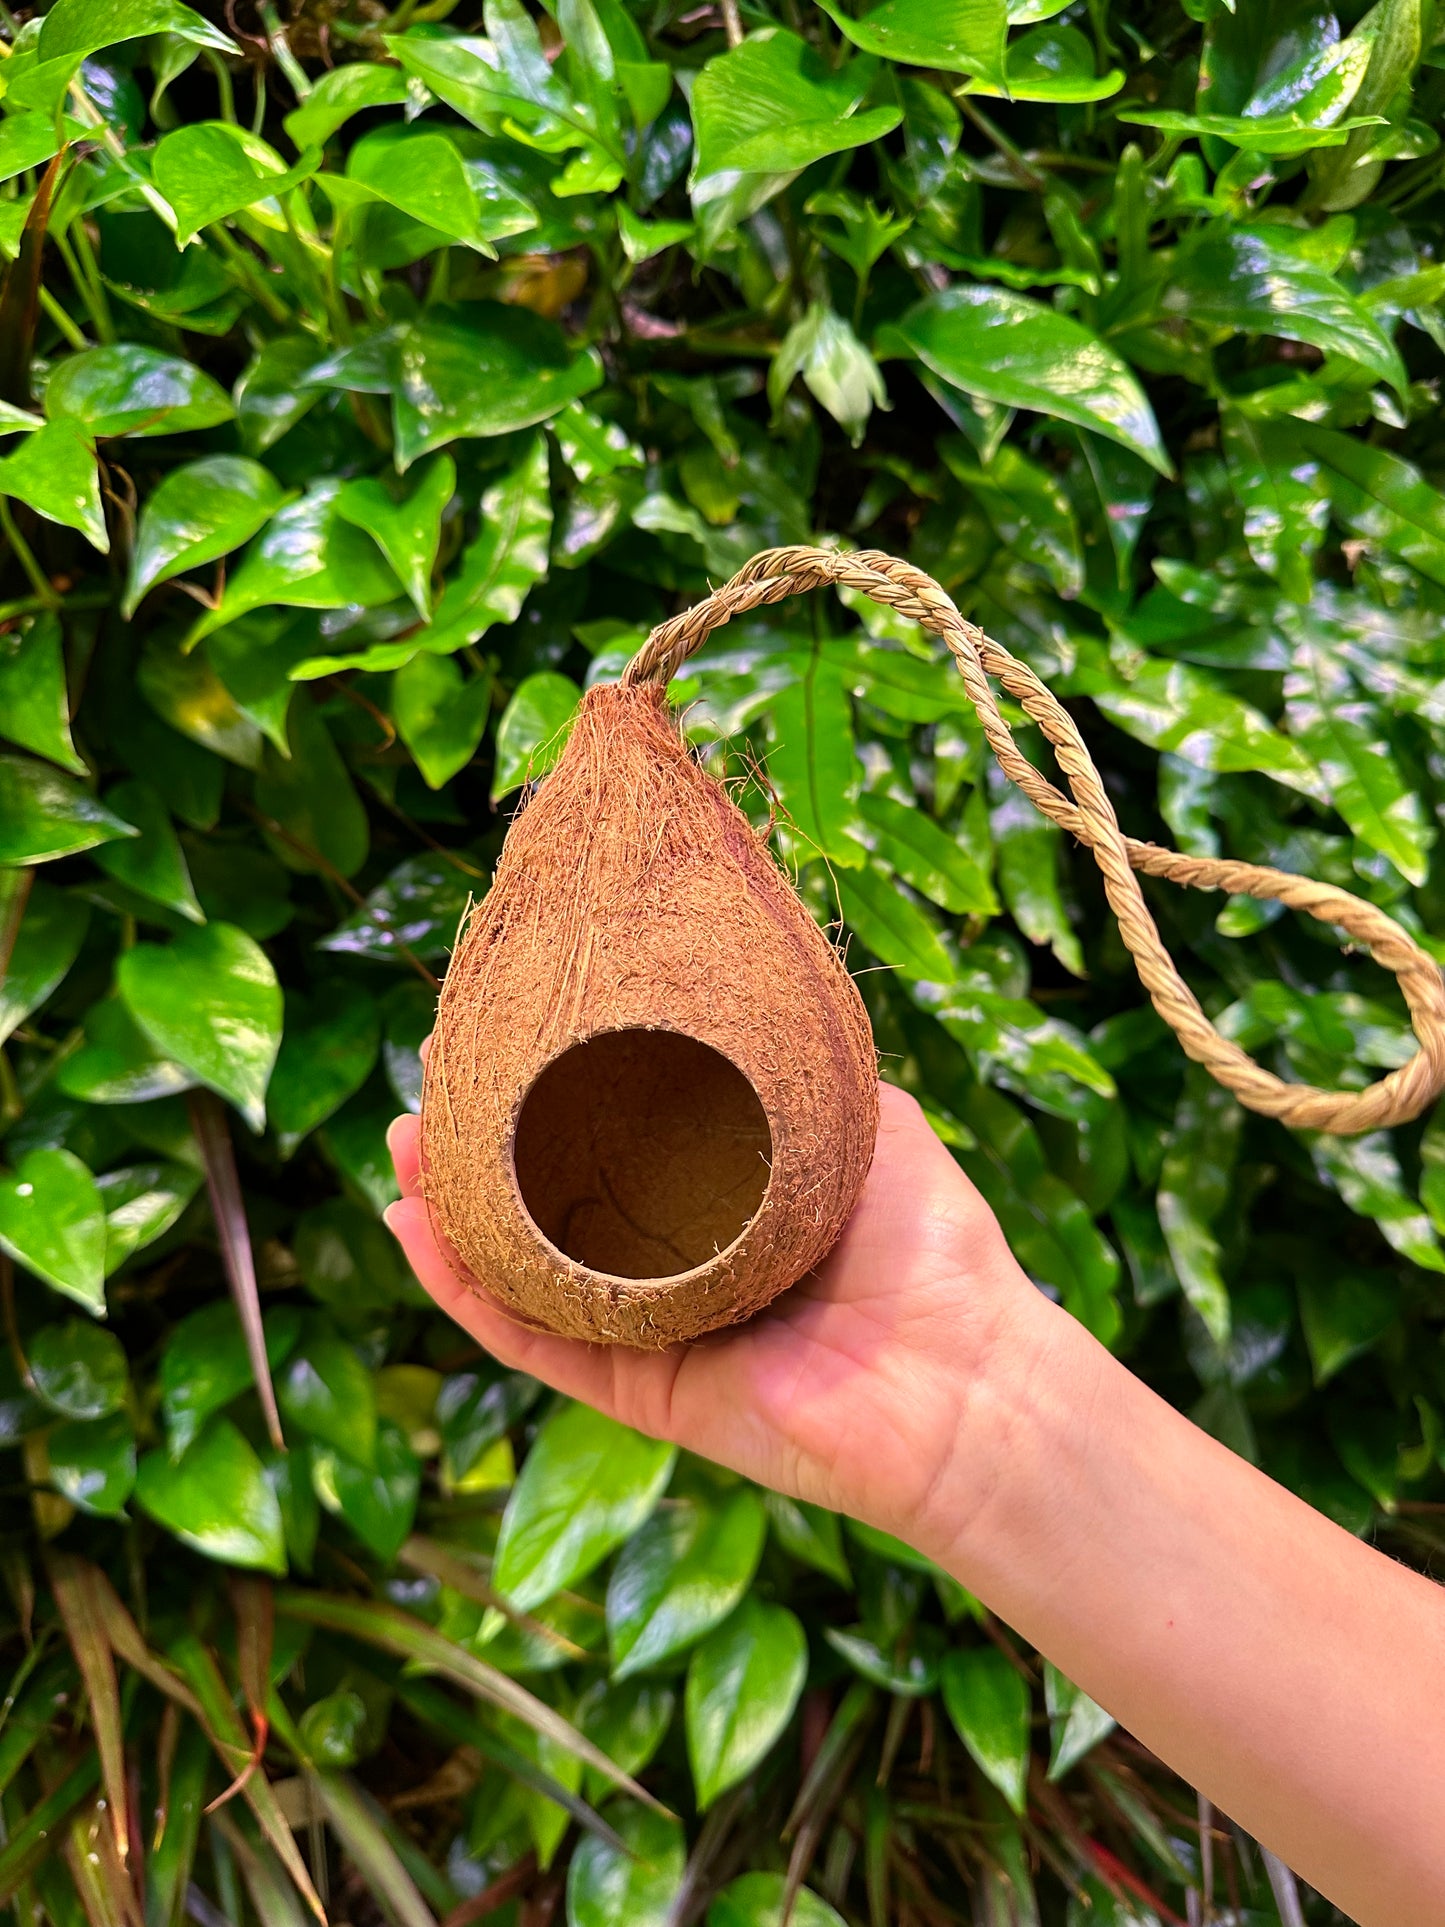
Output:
[{"xmin": 918, "ymin": 1285, "xmax": 1445, "ymax": 1926}]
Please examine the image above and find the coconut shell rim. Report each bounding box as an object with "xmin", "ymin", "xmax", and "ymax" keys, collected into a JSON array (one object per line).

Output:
[{"xmin": 498, "ymin": 1016, "xmax": 779, "ymax": 1294}]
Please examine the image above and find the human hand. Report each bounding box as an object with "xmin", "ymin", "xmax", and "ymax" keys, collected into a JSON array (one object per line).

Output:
[{"xmin": 385, "ymin": 1079, "xmax": 1053, "ymax": 1558}]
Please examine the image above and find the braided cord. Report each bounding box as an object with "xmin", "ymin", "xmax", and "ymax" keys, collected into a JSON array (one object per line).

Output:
[{"xmin": 622, "ymin": 545, "xmax": 1445, "ymax": 1136}]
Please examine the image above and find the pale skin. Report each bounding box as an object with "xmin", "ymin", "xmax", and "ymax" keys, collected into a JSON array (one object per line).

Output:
[{"xmin": 385, "ymin": 1084, "xmax": 1445, "ymax": 1926}]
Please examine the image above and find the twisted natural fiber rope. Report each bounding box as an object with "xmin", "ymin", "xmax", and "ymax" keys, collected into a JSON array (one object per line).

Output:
[{"xmin": 622, "ymin": 546, "xmax": 1445, "ymax": 1136}]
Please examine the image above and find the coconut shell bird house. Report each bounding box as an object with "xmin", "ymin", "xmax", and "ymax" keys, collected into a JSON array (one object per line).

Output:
[{"xmin": 420, "ymin": 547, "xmax": 1445, "ymax": 1351}]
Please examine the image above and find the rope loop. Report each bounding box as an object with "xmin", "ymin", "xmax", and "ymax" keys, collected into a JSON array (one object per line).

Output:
[{"xmin": 622, "ymin": 546, "xmax": 1445, "ymax": 1136}]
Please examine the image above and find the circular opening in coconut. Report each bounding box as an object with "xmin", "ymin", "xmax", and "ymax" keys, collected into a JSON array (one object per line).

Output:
[{"xmin": 510, "ymin": 1029, "xmax": 773, "ymax": 1282}]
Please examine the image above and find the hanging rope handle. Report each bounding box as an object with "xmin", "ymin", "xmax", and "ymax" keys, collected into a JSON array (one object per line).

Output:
[{"xmin": 622, "ymin": 545, "xmax": 1445, "ymax": 1136}]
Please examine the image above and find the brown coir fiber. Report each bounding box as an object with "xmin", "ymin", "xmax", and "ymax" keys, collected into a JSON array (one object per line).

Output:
[{"xmin": 421, "ymin": 678, "xmax": 878, "ymax": 1349}]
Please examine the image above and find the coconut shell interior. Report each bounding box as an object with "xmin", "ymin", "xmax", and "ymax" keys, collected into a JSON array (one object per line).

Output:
[
  {"xmin": 421, "ymin": 678, "xmax": 879, "ymax": 1348},
  {"xmin": 512, "ymin": 1029, "xmax": 772, "ymax": 1279}
]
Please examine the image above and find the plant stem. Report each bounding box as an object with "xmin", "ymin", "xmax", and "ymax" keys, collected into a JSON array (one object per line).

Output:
[
  {"xmin": 0, "ymin": 498, "xmax": 59, "ymax": 608},
  {"xmin": 38, "ymin": 287, "xmax": 88, "ymax": 351}
]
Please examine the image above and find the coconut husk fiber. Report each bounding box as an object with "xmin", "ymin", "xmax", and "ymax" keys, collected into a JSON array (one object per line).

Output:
[
  {"xmin": 421, "ymin": 676, "xmax": 878, "ymax": 1349},
  {"xmin": 422, "ymin": 544, "xmax": 1445, "ymax": 1351}
]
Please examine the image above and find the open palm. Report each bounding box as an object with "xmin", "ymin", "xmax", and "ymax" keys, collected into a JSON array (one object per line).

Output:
[{"xmin": 385, "ymin": 1082, "xmax": 1031, "ymax": 1548}]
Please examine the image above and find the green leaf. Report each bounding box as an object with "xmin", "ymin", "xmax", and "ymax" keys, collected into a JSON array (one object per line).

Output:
[
  {"xmin": 706, "ymin": 1874, "xmax": 845, "ymax": 1927},
  {"xmin": 303, "ymin": 303, "xmax": 602, "ymax": 472},
  {"xmin": 136, "ymin": 1417, "xmax": 287, "ymax": 1572},
  {"xmin": 45, "ymin": 344, "xmax": 233, "ymax": 439},
  {"xmin": 0, "ymin": 113, "xmax": 87, "ymax": 185},
  {"xmin": 491, "ymin": 672, "xmax": 582, "ymax": 802},
  {"xmin": 1309, "ymin": 1132, "xmax": 1445, "ymax": 1274},
  {"xmin": 0, "ymin": 1149, "xmax": 107, "ymax": 1314},
  {"xmin": 769, "ymin": 303, "xmax": 887, "ymax": 448},
  {"xmin": 117, "ymin": 921, "xmax": 283, "ymax": 1132},
  {"xmin": 393, "ymin": 655, "xmax": 491, "ymax": 790},
  {"xmin": 990, "ymin": 782, "xmax": 1084, "ymax": 977},
  {"xmin": 1121, "ymin": 107, "xmax": 1385, "ymax": 154},
  {"xmin": 764, "ymin": 1493, "xmax": 851, "ymax": 1585},
  {"xmin": 0, "ymin": 418, "xmax": 107, "ymax": 551},
  {"xmin": 825, "ymin": 1623, "xmax": 943, "ymax": 1696},
  {"xmin": 341, "ymin": 125, "xmax": 506, "ymax": 255},
  {"xmin": 976, "ymin": 23, "xmax": 1122, "ymax": 102},
  {"xmin": 124, "ymin": 455, "xmax": 289, "ymax": 618},
  {"xmin": 56, "ymin": 995, "xmax": 198, "ymax": 1106},
  {"xmin": 878, "ymin": 288, "xmax": 1170, "ymax": 475},
  {"xmin": 0, "ymin": 613, "xmax": 83, "ymax": 773},
  {"xmin": 137, "ymin": 632, "xmax": 264, "ymax": 769},
  {"xmin": 692, "ymin": 31, "xmax": 901, "ymax": 180},
  {"xmin": 92, "ymin": 779, "xmax": 204, "ymax": 923},
  {"xmin": 1084, "ymin": 652, "xmax": 1321, "ymax": 793},
  {"xmin": 859, "ymin": 792, "xmax": 998, "ymax": 915},
  {"xmin": 766, "ymin": 658, "xmax": 867, "ymax": 866},
  {"xmin": 1158, "ymin": 1071, "xmax": 1242, "ymax": 1345},
  {"xmin": 267, "ymin": 983, "xmax": 381, "ymax": 1155},
  {"xmin": 1284, "ymin": 633, "xmax": 1433, "ymax": 884},
  {"xmin": 1220, "ymin": 413, "xmax": 1325, "ymax": 602},
  {"xmin": 278, "ymin": 1330, "xmax": 378, "ymax": 1466},
  {"xmin": 493, "ymin": 1401, "xmax": 677, "ymax": 1612},
  {"xmin": 607, "ymin": 1489, "xmax": 767, "ymax": 1681},
  {"xmin": 37, "ymin": 0, "xmax": 234, "ymax": 63},
  {"xmin": 1294, "ymin": 424, "xmax": 1445, "ymax": 589},
  {"xmin": 838, "ymin": 861, "xmax": 956, "ymax": 982},
  {"xmin": 940, "ymin": 1646, "xmax": 1031, "ymax": 1814},
  {"xmin": 817, "ymin": 0, "xmax": 1005, "ymax": 83},
  {"xmin": 311, "ymin": 1420, "xmax": 420, "ymax": 1561},
  {"xmin": 319, "ymin": 853, "xmax": 473, "ymax": 965},
  {"xmin": 944, "ymin": 440, "xmax": 1083, "ymax": 597},
  {"xmin": 335, "ymin": 456, "xmax": 454, "ymax": 622},
  {"xmin": 161, "ymin": 1301, "xmax": 302, "ymax": 1457},
  {"xmin": 425, "ymin": 432, "xmax": 554, "ymax": 654},
  {"xmin": 567, "ymin": 1804, "xmax": 684, "ymax": 1927},
  {"xmin": 99, "ymin": 1159, "xmax": 202, "ymax": 1273},
  {"xmin": 576, "ymin": 1678, "xmax": 675, "ymax": 1799},
  {"xmin": 254, "ymin": 692, "xmax": 371, "ymax": 881},
  {"xmin": 151, "ymin": 123, "xmax": 320, "ymax": 247},
  {"xmin": 0, "ymin": 879, "xmax": 88, "ymax": 1044},
  {"xmin": 282, "ymin": 63, "xmax": 412, "ymax": 150},
  {"xmin": 28, "ymin": 1319, "xmax": 128, "ymax": 1418},
  {"xmin": 1298, "ymin": 1267, "xmax": 1399, "ymax": 1384},
  {"xmin": 1164, "ymin": 226, "xmax": 1406, "ymax": 394},
  {"xmin": 1044, "ymin": 1661, "xmax": 1115, "ymax": 1781},
  {"xmin": 187, "ymin": 482, "xmax": 403, "ymax": 646},
  {"xmin": 47, "ymin": 1411, "xmax": 136, "ymax": 1516},
  {"xmin": 685, "ymin": 1598, "xmax": 807, "ymax": 1809}
]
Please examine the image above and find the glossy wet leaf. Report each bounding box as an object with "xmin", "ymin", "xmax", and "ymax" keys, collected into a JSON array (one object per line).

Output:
[
  {"xmin": 1157, "ymin": 1073, "xmax": 1242, "ymax": 1346},
  {"xmin": 56, "ymin": 995, "xmax": 198, "ymax": 1106},
  {"xmin": 342, "ymin": 125, "xmax": 505, "ymax": 254},
  {"xmin": 335, "ymin": 456, "xmax": 453, "ymax": 622},
  {"xmin": 160, "ymin": 1301, "xmax": 302, "ymax": 1456},
  {"xmin": 607, "ymin": 1490, "xmax": 767, "ymax": 1681},
  {"xmin": 0, "ymin": 612, "xmax": 83, "ymax": 773},
  {"xmin": 92, "ymin": 778, "xmax": 204, "ymax": 922},
  {"xmin": 492, "ymin": 672, "xmax": 583, "ymax": 801},
  {"xmin": 303, "ymin": 303, "xmax": 602, "ymax": 472},
  {"xmin": 817, "ymin": 0, "xmax": 1005, "ymax": 82},
  {"xmin": 879, "ymin": 288, "xmax": 1169, "ymax": 475},
  {"xmin": 1165, "ymin": 226, "xmax": 1406, "ymax": 394},
  {"xmin": 425, "ymin": 432, "xmax": 553, "ymax": 656},
  {"xmin": 1044, "ymin": 1661, "xmax": 1115, "ymax": 1781},
  {"xmin": 0, "ymin": 1149, "xmax": 107, "ymax": 1314},
  {"xmin": 764, "ymin": 1494, "xmax": 851, "ymax": 1585},
  {"xmin": 311, "ymin": 1420, "xmax": 421, "ymax": 1561},
  {"xmin": 283, "ymin": 62, "xmax": 412, "ymax": 149},
  {"xmin": 29, "ymin": 1319, "xmax": 128, "ymax": 1418},
  {"xmin": 859, "ymin": 792, "xmax": 998, "ymax": 916},
  {"xmin": 691, "ymin": 31, "xmax": 901, "ymax": 185},
  {"xmin": 838, "ymin": 862, "xmax": 955, "ymax": 982},
  {"xmin": 567, "ymin": 1805, "xmax": 685, "ymax": 1927},
  {"xmin": 940, "ymin": 1646, "xmax": 1031, "ymax": 1815},
  {"xmin": 685, "ymin": 1598, "xmax": 807, "ymax": 1809},
  {"xmin": 1295, "ymin": 424, "xmax": 1445, "ymax": 590},
  {"xmin": 769, "ymin": 303, "xmax": 887, "ymax": 449},
  {"xmin": 766, "ymin": 659, "xmax": 867, "ymax": 866},
  {"xmin": 254, "ymin": 692, "xmax": 370, "ymax": 881},
  {"xmin": 1122, "ymin": 106, "xmax": 1384, "ymax": 154},
  {"xmin": 319, "ymin": 853, "xmax": 474, "ymax": 965},
  {"xmin": 152, "ymin": 123, "xmax": 319, "ymax": 246},
  {"xmin": 99, "ymin": 1159, "xmax": 202, "ymax": 1273},
  {"xmin": 278, "ymin": 1330, "xmax": 377, "ymax": 1466},
  {"xmin": 576, "ymin": 1677, "xmax": 675, "ymax": 1799},
  {"xmin": 45, "ymin": 343, "xmax": 233, "ymax": 439},
  {"xmin": 124, "ymin": 455, "xmax": 289, "ymax": 617},
  {"xmin": 1221, "ymin": 413, "xmax": 1324, "ymax": 603},
  {"xmin": 706, "ymin": 1874, "xmax": 846, "ymax": 1927},
  {"xmin": 0, "ymin": 880, "xmax": 88, "ymax": 1044},
  {"xmin": 47, "ymin": 1412, "xmax": 137, "ymax": 1516},
  {"xmin": 117, "ymin": 921, "xmax": 283, "ymax": 1132},
  {"xmin": 37, "ymin": 0, "xmax": 234, "ymax": 65},
  {"xmin": 0, "ymin": 417, "xmax": 107, "ymax": 551},
  {"xmin": 136, "ymin": 1418, "xmax": 287, "ymax": 1571},
  {"xmin": 267, "ymin": 982, "xmax": 381, "ymax": 1155},
  {"xmin": 1310, "ymin": 1132, "xmax": 1445, "ymax": 1274},
  {"xmin": 825, "ymin": 1623, "xmax": 944, "ymax": 1697},
  {"xmin": 989, "ymin": 783, "xmax": 1084, "ymax": 977},
  {"xmin": 979, "ymin": 23, "xmax": 1122, "ymax": 101},
  {"xmin": 393, "ymin": 654, "xmax": 491, "ymax": 790},
  {"xmin": 494, "ymin": 1402, "xmax": 676, "ymax": 1612}
]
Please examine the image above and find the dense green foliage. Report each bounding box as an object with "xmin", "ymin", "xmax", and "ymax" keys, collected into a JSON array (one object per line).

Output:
[{"xmin": 2, "ymin": 0, "xmax": 1445, "ymax": 1918}]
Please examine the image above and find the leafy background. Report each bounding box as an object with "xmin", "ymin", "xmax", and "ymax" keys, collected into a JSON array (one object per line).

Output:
[{"xmin": 2, "ymin": 0, "xmax": 1444, "ymax": 1920}]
